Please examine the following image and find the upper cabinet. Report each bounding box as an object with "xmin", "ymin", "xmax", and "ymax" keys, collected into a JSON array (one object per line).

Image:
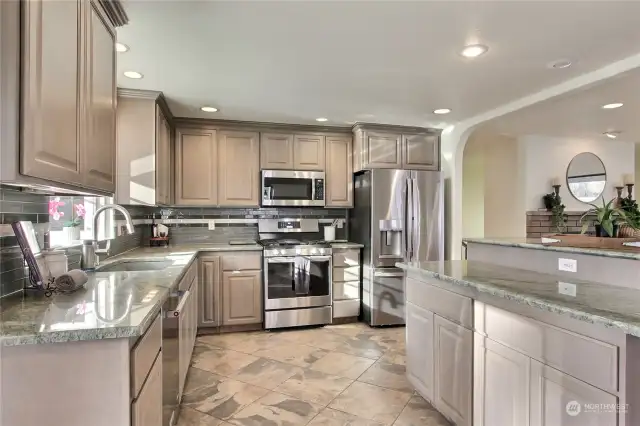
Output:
[
  {"xmin": 353, "ymin": 124, "xmax": 441, "ymax": 172},
  {"xmin": 294, "ymin": 135, "xmax": 325, "ymax": 170},
  {"xmin": 260, "ymin": 133, "xmax": 294, "ymax": 169},
  {"xmin": 116, "ymin": 91, "xmax": 173, "ymax": 206},
  {"xmin": 325, "ymin": 136, "xmax": 353, "ymax": 207},
  {"xmin": 218, "ymin": 130, "xmax": 260, "ymax": 207},
  {"xmin": 83, "ymin": 0, "xmax": 117, "ymax": 191},
  {"xmin": 21, "ymin": 0, "xmax": 84, "ymax": 186},
  {"xmin": 175, "ymin": 128, "xmax": 218, "ymax": 205},
  {"xmin": 13, "ymin": 0, "xmax": 127, "ymax": 194},
  {"xmin": 403, "ymin": 134, "xmax": 440, "ymax": 170}
]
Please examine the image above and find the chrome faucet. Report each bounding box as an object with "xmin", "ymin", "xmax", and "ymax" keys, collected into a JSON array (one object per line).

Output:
[{"xmin": 81, "ymin": 204, "xmax": 135, "ymax": 270}]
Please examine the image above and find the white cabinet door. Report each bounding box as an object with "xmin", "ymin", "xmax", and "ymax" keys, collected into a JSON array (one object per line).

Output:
[
  {"xmin": 406, "ymin": 302, "xmax": 435, "ymax": 401},
  {"xmin": 530, "ymin": 359, "xmax": 617, "ymax": 426},
  {"xmin": 474, "ymin": 334, "xmax": 531, "ymax": 426},
  {"xmin": 434, "ymin": 315, "xmax": 472, "ymax": 426}
]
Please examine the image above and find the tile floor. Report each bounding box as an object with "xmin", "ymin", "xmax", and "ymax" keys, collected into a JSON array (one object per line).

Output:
[{"xmin": 177, "ymin": 322, "xmax": 451, "ymax": 426}]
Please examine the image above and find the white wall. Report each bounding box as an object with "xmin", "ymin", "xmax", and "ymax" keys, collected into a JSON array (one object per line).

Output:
[
  {"xmin": 461, "ymin": 132, "xmax": 526, "ymax": 239},
  {"xmin": 462, "ymin": 136, "xmax": 485, "ymax": 238},
  {"xmin": 519, "ymin": 135, "xmax": 635, "ymax": 211}
]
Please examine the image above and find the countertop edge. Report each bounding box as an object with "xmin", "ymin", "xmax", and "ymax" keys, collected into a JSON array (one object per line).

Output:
[
  {"xmin": 396, "ymin": 262, "xmax": 640, "ymax": 338},
  {"xmin": 463, "ymin": 238, "xmax": 640, "ymax": 261}
]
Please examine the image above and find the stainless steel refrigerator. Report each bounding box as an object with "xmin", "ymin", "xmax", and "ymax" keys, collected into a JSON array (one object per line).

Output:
[{"xmin": 351, "ymin": 169, "xmax": 444, "ymax": 326}]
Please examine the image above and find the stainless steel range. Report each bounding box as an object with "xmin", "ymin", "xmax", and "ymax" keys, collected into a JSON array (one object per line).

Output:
[{"xmin": 259, "ymin": 218, "xmax": 333, "ymax": 329}]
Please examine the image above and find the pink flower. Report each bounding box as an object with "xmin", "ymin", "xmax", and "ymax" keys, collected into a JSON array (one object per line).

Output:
[
  {"xmin": 75, "ymin": 203, "xmax": 86, "ymax": 218},
  {"xmin": 48, "ymin": 197, "xmax": 65, "ymax": 220}
]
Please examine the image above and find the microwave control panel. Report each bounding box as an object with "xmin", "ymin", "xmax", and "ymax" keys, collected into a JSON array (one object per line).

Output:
[{"xmin": 314, "ymin": 179, "xmax": 324, "ymax": 200}]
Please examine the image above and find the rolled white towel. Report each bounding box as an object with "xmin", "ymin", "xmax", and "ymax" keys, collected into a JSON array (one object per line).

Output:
[{"xmin": 53, "ymin": 269, "xmax": 89, "ymax": 293}]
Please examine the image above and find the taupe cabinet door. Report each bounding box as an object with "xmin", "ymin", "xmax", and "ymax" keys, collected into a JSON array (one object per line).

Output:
[
  {"xmin": 21, "ymin": 0, "xmax": 83, "ymax": 185},
  {"xmin": 218, "ymin": 131, "xmax": 260, "ymax": 206},
  {"xmin": 294, "ymin": 135, "xmax": 325, "ymax": 170},
  {"xmin": 156, "ymin": 107, "xmax": 172, "ymax": 205},
  {"xmin": 175, "ymin": 128, "xmax": 217, "ymax": 205},
  {"xmin": 221, "ymin": 270, "xmax": 262, "ymax": 326},
  {"xmin": 199, "ymin": 256, "xmax": 220, "ymax": 327},
  {"xmin": 325, "ymin": 136, "xmax": 353, "ymax": 207},
  {"xmin": 402, "ymin": 134, "xmax": 439, "ymax": 170},
  {"xmin": 131, "ymin": 356, "xmax": 162, "ymax": 426},
  {"xmin": 260, "ymin": 133, "xmax": 294, "ymax": 169},
  {"xmin": 474, "ymin": 335, "xmax": 530, "ymax": 426},
  {"xmin": 406, "ymin": 302, "xmax": 435, "ymax": 401},
  {"xmin": 83, "ymin": 0, "xmax": 116, "ymax": 192},
  {"xmin": 365, "ymin": 132, "xmax": 402, "ymax": 168},
  {"xmin": 434, "ymin": 315, "xmax": 472, "ymax": 426}
]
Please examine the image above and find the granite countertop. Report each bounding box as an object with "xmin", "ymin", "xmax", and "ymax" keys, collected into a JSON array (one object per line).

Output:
[
  {"xmin": 398, "ymin": 260, "xmax": 640, "ymax": 337},
  {"xmin": 330, "ymin": 241, "xmax": 364, "ymax": 249},
  {"xmin": 0, "ymin": 243, "xmax": 262, "ymax": 346},
  {"xmin": 464, "ymin": 237, "xmax": 640, "ymax": 261}
]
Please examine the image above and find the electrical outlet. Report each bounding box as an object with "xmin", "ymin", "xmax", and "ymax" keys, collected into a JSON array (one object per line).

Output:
[
  {"xmin": 337, "ymin": 219, "xmax": 344, "ymax": 229},
  {"xmin": 558, "ymin": 258, "xmax": 577, "ymax": 273},
  {"xmin": 558, "ymin": 281, "xmax": 577, "ymax": 297},
  {"xmin": 208, "ymin": 220, "xmax": 216, "ymax": 230}
]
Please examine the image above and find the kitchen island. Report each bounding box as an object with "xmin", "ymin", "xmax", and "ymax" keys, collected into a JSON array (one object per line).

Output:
[
  {"xmin": 465, "ymin": 237, "xmax": 640, "ymax": 289},
  {"xmin": 0, "ymin": 243, "xmax": 261, "ymax": 426},
  {"xmin": 398, "ymin": 260, "xmax": 640, "ymax": 426}
]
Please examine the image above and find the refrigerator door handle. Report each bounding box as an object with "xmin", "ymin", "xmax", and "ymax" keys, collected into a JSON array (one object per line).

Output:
[
  {"xmin": 405, "ymin": 177, "xmax": 414, "ymax": 261},
  {"xmin": 412, "ymin": 177, "xmax": 421, "ymax": 262}
]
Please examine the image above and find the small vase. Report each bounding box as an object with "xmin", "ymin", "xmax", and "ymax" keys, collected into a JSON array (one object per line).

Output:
[{"xmin": 64, "ymin": 226, "xmax": 80, "ymax": 243}]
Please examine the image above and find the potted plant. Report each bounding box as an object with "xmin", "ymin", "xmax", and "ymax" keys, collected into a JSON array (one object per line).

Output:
[
  {"xmin": 63, "ymin": 203, "xmax": 86, "ymax": 242},
  {"xmin": 580, "ymin": 197, "xmax": 629, "ymax": 237},
  {"xmin": 543, "ymin": 192, "xmax": 557, "ymax": 211},
  {"xmin": 542, "ymin": 192, "xmax": 567, "ymax": 232},
  {"xmin": 618, "ymin": 197, "xmax": 640, "ymax": 237}
]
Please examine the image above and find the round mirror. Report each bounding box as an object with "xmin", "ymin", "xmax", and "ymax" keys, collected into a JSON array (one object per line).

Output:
[{"xmin": 566, "ymin": 152, "xmax": 607, "ymax": 203}]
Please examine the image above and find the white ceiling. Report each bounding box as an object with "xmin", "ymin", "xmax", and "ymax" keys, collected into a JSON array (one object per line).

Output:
[
  {"xmin": 481, "ymin": 68, "xmax": 640, "ymax": 143},
  {"xmin": 117, "ymin": 0, "xmax": 640, "ymax": 127}
]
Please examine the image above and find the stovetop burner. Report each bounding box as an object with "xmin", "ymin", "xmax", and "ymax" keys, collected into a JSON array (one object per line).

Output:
[{"xmin": 259, "ymin": 238, "xmax": 331, "ymax": 249}]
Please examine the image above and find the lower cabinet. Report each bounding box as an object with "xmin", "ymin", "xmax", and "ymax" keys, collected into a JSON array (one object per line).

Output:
[
  {"xmin": 474, "ymin": 334, "xmax": 531, "ymax": 426},
  {"xmin": 406, "ymin": 302, "xmax": 435, "ymax": 400},
  {"xmin": 222, "ymin": 270, "xmax": 262, "ymax": 326},
  {"xmin": 529, "ymin": 359, "xmax": 617, "ymax": 426},
  {"xmin": 199, "ymin": 256, "xmax": 220, "ymax": 327},
  {"xmin": 198, "ymin": 252, "xmax": 263, "ymax": 329},
  {"xmin": 475, "ymin": 333, "xmax": 618, "ymax": 426},
  {"xmin": 405, "ymin": 301, "xmax": 472, "ymax": 426},
  {"xmin": 434, "ymin": 315, "xmax": 472, "ymax": 425},
  {"xmin": 131, "ymin": 354, "xmax": 163, "ymax": 426}
]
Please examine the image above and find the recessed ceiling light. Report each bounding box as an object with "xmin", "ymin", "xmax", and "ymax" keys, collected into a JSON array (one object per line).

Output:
[
  {"xmin": 433, "ymin": 108, "xmax": 451, "ymax": 115},
  {"xmin": 115, "ymin": 42, "xmax": 129, "ymax": 53},
  {"xmin": 602, "ymin": 103, "xmax": 623, "ymax": 109},
  {"xmin": 316, "ymin": 117, "xmax": 328, "ymax": 122},
  {"xmin": 460, "ymin": 44, "xmax": 489, "ymax": 58},
  {"xmin": 604, "ymin": 131, "xmax": 621, "ymax": 139},
  {"xmin": 548, "ymin": 59, "xmax": 572, "ymax": 69},
  {"xmin": 123, "ymin": 71, "xmax": 143, "ymax": 79},
  {"xmin": 201, "ymin": 106, "xmax": 219, "ymax": 112}
]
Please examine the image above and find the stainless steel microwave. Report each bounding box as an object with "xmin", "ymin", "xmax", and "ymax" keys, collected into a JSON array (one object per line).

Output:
[{"xmin": 261, "ymin": 170, "xmax": 325, "ymax": 207}]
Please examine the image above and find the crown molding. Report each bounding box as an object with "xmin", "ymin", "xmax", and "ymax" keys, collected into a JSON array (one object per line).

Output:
[
  {"xmin": 173, "ymin": 117, "xmax": 352, "ymax": 134},
  {"xmin": 352, "ymin": 122, "xmax": 443, "ymax": 135},
  {"xmin": 117, "ymin": 88, "xmax": 162, "ymax": 100}
]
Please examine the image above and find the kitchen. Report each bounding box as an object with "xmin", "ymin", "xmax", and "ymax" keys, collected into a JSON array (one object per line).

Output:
[{"xmin": 3, "ymin": 1, "xmax": 640, "ymax": 426}]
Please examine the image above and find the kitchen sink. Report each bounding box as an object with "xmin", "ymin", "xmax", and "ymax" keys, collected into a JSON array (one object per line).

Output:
[{"xmin": 96, "ymin": 260, "xmax": 174, "ymax": 272}]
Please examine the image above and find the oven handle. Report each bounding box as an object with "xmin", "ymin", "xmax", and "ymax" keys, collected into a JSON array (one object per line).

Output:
[
  {"xmin": 267, "ymin": 257, "xmax": 296, "ymax": 263},
  {"xmin": 305, "ymin": 255, "xmax": 332, "ymax": 261}
]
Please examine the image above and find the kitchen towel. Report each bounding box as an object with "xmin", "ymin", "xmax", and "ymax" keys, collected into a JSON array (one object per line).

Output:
[
  {"xmin": 53, "ymin": 269, "xmax": 89, "ymax": 293},
  {"xmin": 294, "ymin": 256, "xmax": 311, "ymax": 295}
]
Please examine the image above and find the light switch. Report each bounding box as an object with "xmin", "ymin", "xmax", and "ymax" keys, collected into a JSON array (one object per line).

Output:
[{"xmin": 558, "ymin": 258, "xmax": 577, "ymax": 273}]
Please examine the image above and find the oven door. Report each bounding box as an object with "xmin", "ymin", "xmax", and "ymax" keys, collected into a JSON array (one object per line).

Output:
[
  {"xmin": 265, "ymin": 256, "xmax": 332, "ymax": 309},
  {"xmin": 262, "ymin": 170, "xmax": 325, "ymax": 207}
]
